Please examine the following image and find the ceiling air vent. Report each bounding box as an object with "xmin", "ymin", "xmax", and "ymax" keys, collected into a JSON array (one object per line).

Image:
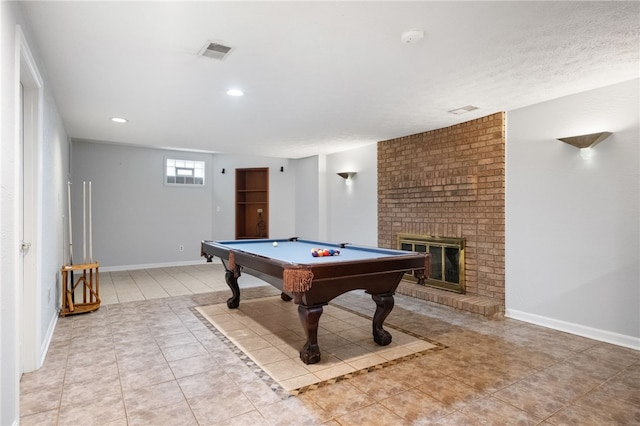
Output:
[
  {"xmin": 448, "ymin": 105, "xmax": 479, "ymax": 115},
  {"xmin": 199, "ymin": 41, "xmax": 233, "ymax": 60}
]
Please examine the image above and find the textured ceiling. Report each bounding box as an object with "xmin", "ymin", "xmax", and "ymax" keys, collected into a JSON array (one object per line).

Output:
[{"xmin": 20, "ymin": 1, "xmax": 640, "ymax": 159}]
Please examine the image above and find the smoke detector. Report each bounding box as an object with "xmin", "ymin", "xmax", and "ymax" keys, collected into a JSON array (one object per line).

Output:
[
  {"xmin": 199, "ymin": 41, "xmax": 234, "ymax": 60},
  {"xmin": 401, "ymin": 29, "xmax": 424, "ymax": 44}
]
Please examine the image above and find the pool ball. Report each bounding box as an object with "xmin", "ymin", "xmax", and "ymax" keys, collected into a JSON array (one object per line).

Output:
[
  {"xmin": 273, "ymin": 241, "xmax": 278, "ymax": 247},
  {"xmin": 323, "ymin": 249, "xmax": 330, "ymax": 256}
]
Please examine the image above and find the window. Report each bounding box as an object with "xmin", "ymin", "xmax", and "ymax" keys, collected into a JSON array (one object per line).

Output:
[{"xmin": 165, "ymin": 158, "xmax": 206, "ymax": 186}]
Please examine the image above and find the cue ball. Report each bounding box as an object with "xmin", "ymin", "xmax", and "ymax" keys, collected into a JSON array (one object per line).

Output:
[{"xmin": 273, "ymin": 242, "xmax": 278, "ymax": 247}]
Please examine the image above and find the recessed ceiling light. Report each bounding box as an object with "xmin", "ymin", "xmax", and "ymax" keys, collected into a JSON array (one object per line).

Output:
[
  {"xmin": 111, "ymin": 117, "xmax": 128, "ymax": 123},
  {"xmin": 226, "ymin": 89, "xmax": 244, "ymax": 97},
  {"xmin": 448, "ymin": 105, "xmax": 479, "ymax": 115}
]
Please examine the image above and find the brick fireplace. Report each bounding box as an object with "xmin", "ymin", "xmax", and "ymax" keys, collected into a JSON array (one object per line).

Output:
[{"xmin": 378, "ymin": 113, "xmax": 505, "ymax": 315}]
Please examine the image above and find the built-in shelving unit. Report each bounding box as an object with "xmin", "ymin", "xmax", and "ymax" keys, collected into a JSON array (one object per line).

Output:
[{"xmin": 235, "ymin": 168, "xmax": 269, "ymax": 239}]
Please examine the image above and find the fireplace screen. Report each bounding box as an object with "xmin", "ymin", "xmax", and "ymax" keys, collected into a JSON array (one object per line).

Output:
[{"xmin": 397, "ymin": 234, "xmax": 465, "ymax": 293}]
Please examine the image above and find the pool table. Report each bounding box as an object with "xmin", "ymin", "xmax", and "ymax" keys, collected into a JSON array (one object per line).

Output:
[{"xmin": 201, "ymin": 238, "xmax": 429, "ymax": 364}]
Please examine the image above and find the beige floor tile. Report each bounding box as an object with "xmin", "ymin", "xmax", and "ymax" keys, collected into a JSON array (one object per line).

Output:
[
  {"xmin": 187, "ymin": 388, "xmax": 255, "ymax": 426},
  {"xmin": 335, "ymin": 404, "xmax": 409, "ymax": 426},
  {"xmin": 122, "ymin": 380, "xmax": 186, "ymax": 416},
  {"xmin": 177, "ymin": 370, "xmax": 231, "ymax": 399},
  {"xmin": 306, "ymin": 381, "xmax": 375, "ymax": 417},
  {"xmin": 19, "ymin": 409, "xmax": 58, "ymax": 426},
  {"xmin": 118, "ymin": 362, "xmax": 174, "ymax": 391},
  {"xmin": 18, "ymin": 265, "xmax": 639, "ymax": 426},
  {"xmin": 57, "ymin": 393, "xmax": 126, "ymax": 426},
  {"xmin": 348, "ymin": 369, "xmax": 408, "ymax": 400},
  {"xmin": 20, "ymin": 385, "xmax": 62, "ymax": 417},
  {"xmin": 381, "ymin": 388, "xmax": 453, "ymax": 423},
  {"xmin": 458, "ymin": 396, "xmax": 542, "ymax": 425},
  {"xmin": 60, "ymin": 372, "xmax": 122, "ymax": 407},
  {"xmin": 160, "ymin": 341, "xmax": 208, "ymax": 362}
]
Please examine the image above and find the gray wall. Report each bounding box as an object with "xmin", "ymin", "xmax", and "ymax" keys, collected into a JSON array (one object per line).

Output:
[
  {"xmin": 506, "ymin": 79, "xmax": 639, "ymax": 348},
  {"xmin": 209, "ymin": 154, "xmax": 295, "ymax": 241},
  {"xmin": 70, "ymin": 142, "xmax": 381, "ymax": 270},
  {"xmin": 326, "ymin": 145, "xmax": 378, "ymax": 247},
  {"xmin": 72, "ymin": 144, "xmax": 300, "ymax": 269},
  {"xmin": 72, "ymin": 142, "xmax": 215, "ymax": 268},
  {"xmin": 293, "ymin": 155, "xmax": 322, "ymax": 240}
]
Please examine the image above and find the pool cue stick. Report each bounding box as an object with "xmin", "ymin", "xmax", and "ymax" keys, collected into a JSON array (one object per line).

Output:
[
  {"xmin": 62, "ymin": 216, "xmax": 66, "ymax": 266},
  {"xmin": 67, "ymin": 181, "xmax": 75, "ymax": 303},
  {"xmin": 89, "ymin": 181, "xmax": 92, "ymax": 263},
  {"xmin": 83, "ymin": 181, "xmax": 86, "ymax": 264}
]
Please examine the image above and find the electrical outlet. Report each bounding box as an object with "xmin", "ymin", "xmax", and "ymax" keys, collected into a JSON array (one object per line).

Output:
[{"xmin": 179, "ymin": 245, "xmax": 184, "ymax": 252}]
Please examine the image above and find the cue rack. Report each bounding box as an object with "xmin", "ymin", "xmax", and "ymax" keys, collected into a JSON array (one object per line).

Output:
[{"xmin": 60, "ymin": 181, "xmax": 101, "ymax": 316}]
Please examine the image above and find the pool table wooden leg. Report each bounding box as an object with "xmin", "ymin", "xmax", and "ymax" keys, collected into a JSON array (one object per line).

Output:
[
  {"xmin": 298, "ymin": 304, "xmax": 323, "ymax": 364},
  {"xmin": 371, "ymin": 293, "xmax": 394, "ymax": 346},
  {"xmin": 280, "ymin": 292, "xmax": 292, "ymax": 302},
  {"xmin": 224, "ymin": 270, "xmax": 241, "ymax": 309}
]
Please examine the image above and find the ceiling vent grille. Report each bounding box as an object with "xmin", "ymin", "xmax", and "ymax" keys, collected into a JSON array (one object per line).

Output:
[
  {"xmin": 448, "ymin": 105, "xmax": 479, "ymax": 115},
  {"xmin": 199, "ymin": 41, "xmax": 233, "ymax": 60}
]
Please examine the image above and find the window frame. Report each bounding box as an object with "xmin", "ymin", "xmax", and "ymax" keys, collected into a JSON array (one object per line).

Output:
[{"xmin": 164, "ymin": 156, "xmax": 207, "ymax": 188}]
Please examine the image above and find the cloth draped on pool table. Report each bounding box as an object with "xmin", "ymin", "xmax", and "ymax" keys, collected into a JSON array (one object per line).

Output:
[{"xmin": 227, "ymin": 250, "xmax": 315, "ymax": 293}]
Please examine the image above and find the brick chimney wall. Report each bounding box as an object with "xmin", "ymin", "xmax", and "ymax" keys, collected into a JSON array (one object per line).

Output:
[{"xmin": 378, "ymin": 112, "xmax": 505, "ymax": 301}]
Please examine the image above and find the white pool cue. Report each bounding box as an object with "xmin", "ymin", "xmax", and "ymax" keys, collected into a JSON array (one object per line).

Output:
[
  {"xmin": 62, "ymin": 216, "xmax": 66, "ymax": 266},
  {"xmin": 83, "ymin": 181, "xmax": 86, "ymax": 264},
  {"xmin": 67, "ymin": 182, "xmax": 73, "ymax": 266},
  {"xmin": 67, "ymin": 181, "xmax": 75, "ymax": 303},
  {"xmin": 89, "ymin": 181, "xmax": 93, "ymax": 263}
]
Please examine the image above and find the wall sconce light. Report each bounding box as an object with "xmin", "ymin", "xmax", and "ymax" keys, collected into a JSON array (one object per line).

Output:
[
  {"xmin": 557, "ymin": 132, "xmax": 612, "ymax": 159},
  {"xmin": 221, "ymin": 168, "xmax": 225, "ymax": 174},
  {"xmin": 337, "ymin": 172, "xmax": 357, "ymax": 186}
]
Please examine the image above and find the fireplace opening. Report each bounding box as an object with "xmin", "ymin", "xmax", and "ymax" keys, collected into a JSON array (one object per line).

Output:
[{"xmin": 397, "ymin": 234, "xmax": 465, "ymax": 293}]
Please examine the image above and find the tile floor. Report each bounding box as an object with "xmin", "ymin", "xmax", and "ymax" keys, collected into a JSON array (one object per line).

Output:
[
  {"xmin": 97, "ymin": 263, "xmax": 268, "ymax": 305},
  {"xmin": 196, "ymin": 296, "xmax": 438, "ymax": 392},
  {"xmin": 20, "ymin": 264, "xmax": 640, "ymax": 425}
]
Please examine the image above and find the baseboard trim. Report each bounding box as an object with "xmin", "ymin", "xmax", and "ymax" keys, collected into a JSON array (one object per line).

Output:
[
  {"xmin": 505, "ymin": 308, "xmax": 640, "ymax": 351},
  {"xmin": 101, "ymin": 259, "xmax": 207, "ymax": 272},
  {"xmin": 40, "ymin": 313, "xmax": 58, "ymax": 367}
]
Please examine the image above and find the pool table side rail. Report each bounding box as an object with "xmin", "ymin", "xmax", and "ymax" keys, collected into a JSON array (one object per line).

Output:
[{"xmin": 201, "ymin": 240, "xmax": 430, "ymax": 282}]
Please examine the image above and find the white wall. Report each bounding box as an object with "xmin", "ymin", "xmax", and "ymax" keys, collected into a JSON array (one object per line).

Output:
[
  {"xmin": 326, "ymin": 144, "xmax": 378, "ymax": 247},
  {"xmin": 0, "ymin": 5, "xmax": 21, "ymax": 424},
  {"xmin": 506, "ymin": 79, "xmax": 640, "ymax": 349},
  {"xmin": 1, "ymin": 3, "xmax": 69, "ymax": 424}
]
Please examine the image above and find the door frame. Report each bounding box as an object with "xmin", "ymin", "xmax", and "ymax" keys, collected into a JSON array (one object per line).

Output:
[{"xmin": 16, "ymin": 25, "xmax": 44, "ymax": 374}]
